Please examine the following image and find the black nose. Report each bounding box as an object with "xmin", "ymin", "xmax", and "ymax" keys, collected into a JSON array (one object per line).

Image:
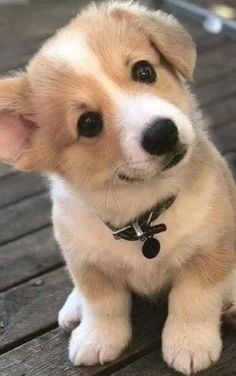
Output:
[{"xmin": 141, "ymin": 118, "xmax": 178, "ymax": 156}]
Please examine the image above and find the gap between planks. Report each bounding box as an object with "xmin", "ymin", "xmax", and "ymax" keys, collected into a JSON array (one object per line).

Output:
[{"xmin": 0, "ymin": 292, "xmax": 167, "ymax": 376}]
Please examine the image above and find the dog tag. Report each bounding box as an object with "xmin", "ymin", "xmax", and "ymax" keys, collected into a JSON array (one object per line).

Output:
[{"xmin": 142, "ymin": 237, "xmax": 160, "ymax": 259}]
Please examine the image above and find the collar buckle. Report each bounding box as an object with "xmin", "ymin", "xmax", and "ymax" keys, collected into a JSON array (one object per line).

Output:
[
  {"xmin": 132, "ymin": 220, "xmax": 147, "ymax": 241},
  {"xmin": 109, "ymin": 195, "xmax": 176, "ymax": 242}
]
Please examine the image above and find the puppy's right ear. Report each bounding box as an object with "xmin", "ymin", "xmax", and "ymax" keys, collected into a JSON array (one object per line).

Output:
[
  {"xmin": 112, "ymin": 4, "xmax": 196, "ymax": 80},
  {"xmin": 0, "ymin": 74, "xmax": 39, "ymax": 171},
  {"xmin": 141, "ymin": 10, "xmax": 197, "ymax": 80}
]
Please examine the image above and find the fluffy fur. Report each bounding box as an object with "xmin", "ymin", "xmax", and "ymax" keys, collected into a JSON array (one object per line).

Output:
[{"xmin": 0, "ymin": 2, "xmax": 236, "ymax": 374}]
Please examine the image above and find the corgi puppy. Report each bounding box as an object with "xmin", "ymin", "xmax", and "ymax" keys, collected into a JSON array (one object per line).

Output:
[{"xmin": 0, "ymin": 2, "xmax": 236, "ymax": 374}]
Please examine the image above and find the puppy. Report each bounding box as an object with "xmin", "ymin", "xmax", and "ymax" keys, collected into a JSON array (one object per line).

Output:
[{"xmin": 0, "ymin": 1, "xmax": 236, "ymax": 374}]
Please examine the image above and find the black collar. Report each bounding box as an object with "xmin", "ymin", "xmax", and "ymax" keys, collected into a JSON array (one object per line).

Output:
[{"xmin": 105, "ymin": 195, "xmax": 176, "ymax": 259}]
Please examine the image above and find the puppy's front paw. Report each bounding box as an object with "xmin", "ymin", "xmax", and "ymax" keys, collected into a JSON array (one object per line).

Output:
[
  {"xmin": 58, "ymin": 289, "xmax": 82, "ymax": 330},
  {"xmin": 69, "ymin": 318, "xmax": 131, "ymax": 366},
  {"xmin": 162, "ymin": 316, "xmax": 222, "ymax": 375}
]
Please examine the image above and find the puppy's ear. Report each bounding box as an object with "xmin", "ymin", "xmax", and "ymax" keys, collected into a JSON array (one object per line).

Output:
[
  {"xmin": 0, "ymin": 74, "xmax": 39, "ymax": 170},
  {"xmin": 142, "ymin": 11, "xmax": 196, "ymax": 80},
  {"xmin": 119, "ymin": 5, "xmax": 195, "ymax": 81}
]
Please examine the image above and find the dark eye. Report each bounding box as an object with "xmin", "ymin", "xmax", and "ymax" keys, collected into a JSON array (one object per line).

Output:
[
  {"xmin": 131, "ymin": 60, "xmax": 156, "ymax": 84},
  {"xmin": 77, "ymin": 111, "xmax": 103, "ymax": 138}
]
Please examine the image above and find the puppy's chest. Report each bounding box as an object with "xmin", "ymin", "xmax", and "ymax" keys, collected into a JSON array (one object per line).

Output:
[{"xmin": 53, "ymin": 200, "xmax": 179, "ymax": 295}]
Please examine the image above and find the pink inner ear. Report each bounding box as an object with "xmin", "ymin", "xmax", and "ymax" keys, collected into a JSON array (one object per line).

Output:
[{"xmin": 0, "ymin": 110, "xmax": 36, "ymax": 165}]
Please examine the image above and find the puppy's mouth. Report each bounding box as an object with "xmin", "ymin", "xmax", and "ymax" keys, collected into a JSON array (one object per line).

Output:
[
  {"xmin": 118, "ymin": 148, "xmax": 187, "ymax": 184},
  {"xmin": 164, "ymin": 148, "xmax": 187, "ymax": 171},
  {"xmin": 118, "ymin": 173, "xmax": 144, "ymax": 183}
]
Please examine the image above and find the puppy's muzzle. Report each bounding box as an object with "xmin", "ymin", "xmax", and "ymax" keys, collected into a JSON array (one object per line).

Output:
[{"xmin": 141, "ymin": 118, "xmax": 178, "ymax": 156}]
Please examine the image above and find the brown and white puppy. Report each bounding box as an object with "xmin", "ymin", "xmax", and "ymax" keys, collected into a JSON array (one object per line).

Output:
[{"xmin": 0, "ymin": 1, "xmax": 236, "ymax": 374}]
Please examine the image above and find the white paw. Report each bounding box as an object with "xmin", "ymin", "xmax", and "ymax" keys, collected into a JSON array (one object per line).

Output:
[
  {"xmin": 58, "ymin": 289, "xmax": 82, "ymax": 330},
  {"xmin": 162, "ymin": 316, "xmax": 222, "ymax": 375},
  {"xmin": 69, "ymin": 318, "xmax": 131, "ymax": 366}
]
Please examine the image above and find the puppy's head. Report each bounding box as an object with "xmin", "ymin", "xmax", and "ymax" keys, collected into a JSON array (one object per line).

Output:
[{"xmin": 0, "ymin": 1, "xmax": 197, "ymax": 189}]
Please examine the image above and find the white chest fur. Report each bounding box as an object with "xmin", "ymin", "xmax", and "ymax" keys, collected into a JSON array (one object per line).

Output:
[{"xmin": 51, "ymin": 175, "xmax": 214, "ymax": 296}]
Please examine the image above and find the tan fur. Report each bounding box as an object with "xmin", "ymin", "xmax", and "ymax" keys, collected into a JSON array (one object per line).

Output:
[
  {"xmin": 188, "ymin": 249, "xmax": 234, "ymax": 287},
  {"xmin": 0, "ymin": 3, "xmax": 192, "ymax": 181},
  {"xmin": 73, "ymin": 265, "xmax": 122, "ymax": 301}
]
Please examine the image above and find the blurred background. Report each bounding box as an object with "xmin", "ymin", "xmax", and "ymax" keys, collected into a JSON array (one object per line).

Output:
[{"xmin": 0, "ymin": 1, "xmax": 235, "ymax": 375}]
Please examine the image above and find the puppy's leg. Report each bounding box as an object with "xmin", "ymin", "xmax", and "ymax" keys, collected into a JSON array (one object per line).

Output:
[
  {"xmin": 69, "ymin": 266, "xmax": 132, "ymax": 366},
  {"xmin": 162, "ymin": 267, "xmax": 227, "ymax": 375},
  {"xmin": 58, "ymin": 288, "xmax": 82, "ymax": 330}
]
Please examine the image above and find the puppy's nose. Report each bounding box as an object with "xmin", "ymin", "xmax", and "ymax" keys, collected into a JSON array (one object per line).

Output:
[{"xmin": 141, "ymin": 118, "xmax": 178, "ymax": 156}]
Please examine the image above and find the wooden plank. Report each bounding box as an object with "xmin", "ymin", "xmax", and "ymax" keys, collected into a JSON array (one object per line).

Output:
[
  {"xmin": 225, "ymin": 152, "xmax": 236, "ymax": 180},
  {"xmin": 163, "ymin": 3, "xmax": 232, "ymax": 51},
  {"xmin": 112, "ymin": 349, "xmax": 167, "ymax": 376},
  {"xmin": 180, "ymin": 20, "xmax": 229, "ymax": 52},
  {"xmin": 0, "ymin": 172, "xmax": 47, "ymax": 209},
  {"xmin": 211, "ymin": 121, "xmax": 236, "ymax": 153},
  {"xmin": 0, "ymin": 267, "xmax": 72, "ymax": 354},
  {"xmin": 111, "ymin": 324, "xmax": 236, "ymax": 376},
  {"xmin": 0, "ymin": 164, "xmax": 15, "ymax": 179},
  {"xmin": 0, "ymin": 192, "xmax": 51, "ymax": 246},
  {"xmin": 0, "ymin": 1, "xmax": 87, "ymax": 74},
  {"xmin": 203, "ymin": 96, "xmax": 236, "ymax": 128},
  {"xmin": 195, "ymin": 43, "xmax": 236, "ymax": 84},
  {"xmin": 196, "ymin": 33, "xmax": 229, "ymax": 52},
  {"xmin": 0, "ymin": 1, "xmax": 80, "ymax": 47},
  {"xmin": 196, "ymin": 73, "xmax": 236, "ymax": 106},
  {"xmin": 0, "ymin": 1, "xmax": 232, "ymax": 76},
  {"xmin": 0, "ymin": 226, "xmax": 63, "ymax": 292},
  {"xmin": 0, "ymin": 296, "xmax": 167, "ymax": 375}
]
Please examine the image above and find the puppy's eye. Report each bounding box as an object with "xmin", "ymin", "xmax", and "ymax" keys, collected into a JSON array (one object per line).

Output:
[
  {"xmin": 131, "ymin": 61, "xmax": 156, "ymax": 84},
  {"xmin": 77, "ymin": 112, "xmax": 103, "ymax": 138}
]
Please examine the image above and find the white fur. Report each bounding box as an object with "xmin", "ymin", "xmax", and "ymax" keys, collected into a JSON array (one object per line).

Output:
[
  {"xmin": 69, "ymin": 287, "xmax": 131, "ymax": 366},
  {"xmin": 58, "ymin": 289, "xmax": 83, "ymax": 330},
  {"xmin": 53, "ymin": 144, "xmax": 227, "ymax": 374},
  {"xmin": 162, "ymin": 279, "xmax": 226, "ymax": 374},
  {"xmin": 163, "ymin": 322, "xmax": 222, "ymax": 375},
  {"xmin": 42, "ymin": 31, "xmax": 97, "ymax": 75},
  {"xmin": 69, "ymin": 315, "xmax": 131, "ymax": 366},
  {"xmin": 52, "ymin": 164, "xmax": 218, "ymax": 295},
  {"xmin": 54, "ymin": 164, "xmax": 226, "ymax": 373},
  {"xmin": 42, "ymin": 29, "xmax": 123, "ymax": 101},
  {"xmin": 117, "ymin": 94, "xmax": 195, "ymax": 167}
]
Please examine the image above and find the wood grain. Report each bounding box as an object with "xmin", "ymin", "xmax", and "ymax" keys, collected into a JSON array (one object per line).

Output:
[
  {"xmin": 0, "ymin": 296, "xmax": 167, "ymax": 376},
  {"xmin": 112, "ymin": 324, "xmax": 236, "ymax": 376},
  {"xmin": 196, "ymin": 74, "xmax": 236, "ymax": 106},
  {"xmin": 211, "ymin": 121, "xmax": 236, "ymax": 153},
  {"xmin": 0, "ymin": 226, "xmax": 63, "ymax": 292},
  {"xmin": 204, "ymin": 96, "xmax": 236, "ymax": 128},
  {"xmin": 0, "ymin": 267, "xmax": 71, "ymax": 354},
  {"xmin": 0, "ymin": 192, "xmax": 51, "ymax": 246},
  {"xmin": 0, "ymin": 172, "xmax": 47, "ymax": 209},
  {"xmin": 0, "ymin": 164, "xmax": 15, "ymax": 179},
  {"xmin": 196, "ymin": 43, "xmax": 236, "ymax": 84}
]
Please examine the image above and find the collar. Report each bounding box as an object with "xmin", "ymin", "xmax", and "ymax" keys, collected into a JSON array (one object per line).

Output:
[{"xmin": 105, "ymin": 195, "xmax": 176, "ymax": 242}]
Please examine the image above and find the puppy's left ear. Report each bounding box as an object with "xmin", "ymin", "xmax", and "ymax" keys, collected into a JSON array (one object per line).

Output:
[
  {"xmin": 140, "ymin": 10, "xmax": 196, "ymax": 80},
  {"xmin": 0, "ymin": 74, "xmax": 39, "ymax": 171}
]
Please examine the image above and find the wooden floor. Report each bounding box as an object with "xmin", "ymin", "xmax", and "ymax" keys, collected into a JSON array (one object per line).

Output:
[{"xmin": 0, "ymin": 1, "xmax": 236, "ymax": 375}]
